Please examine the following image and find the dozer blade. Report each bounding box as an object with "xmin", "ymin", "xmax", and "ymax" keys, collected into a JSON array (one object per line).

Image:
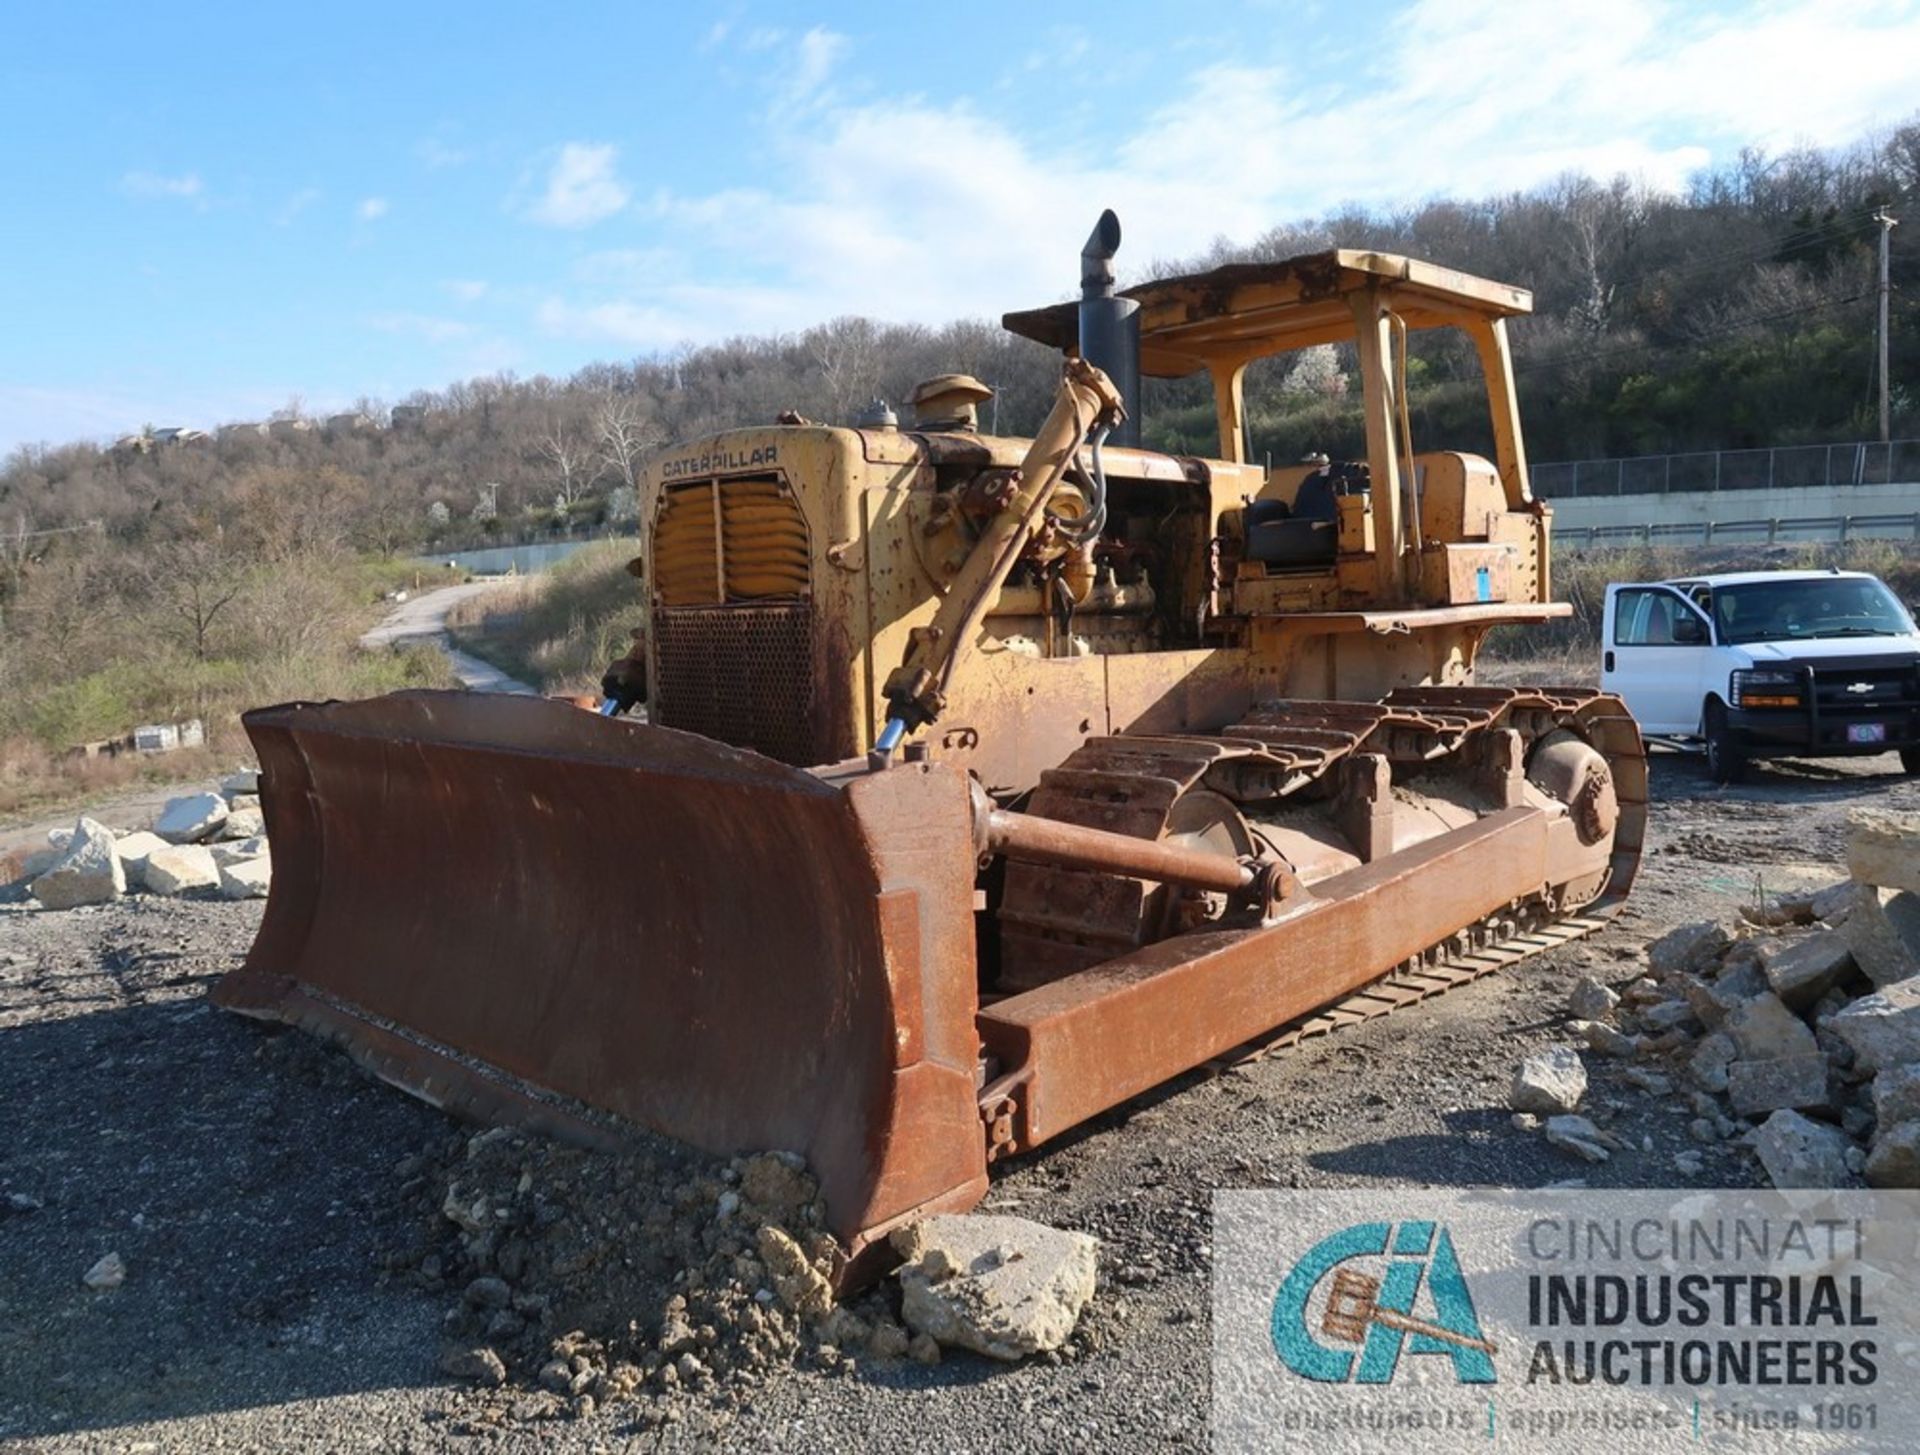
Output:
[{"xmin": 212, "ymin": 691, "xmax": 989, "ymax": 1279}]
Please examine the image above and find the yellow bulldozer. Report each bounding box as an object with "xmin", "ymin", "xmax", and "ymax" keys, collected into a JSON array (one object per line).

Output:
[{"xmin": 216, "ymin": 214, "xmax": 1645, "ymax": 1283}]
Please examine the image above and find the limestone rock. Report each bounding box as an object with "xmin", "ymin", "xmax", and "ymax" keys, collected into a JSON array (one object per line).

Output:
[
  {"xmin": 142, "ymin": 844, "xmax": 220, "ymax": 896},
  {"xmin": 1873, "ymin": 1064, "xmax": 1920, "ymax": 1126},
  {"xmin": 1848, "ymin": 811, "xmax": 1920, "ymax": 895},
  {"xmin": 1685, "ymin": 961, "xmax": 1767, "ymax": 1027},
  {"xmin": 1689, "ymin": 1032, "xmax": 1736, "ymax": 1092},
  {"xmin": 892, "ymin": 1214, "xmax": 1098, "ymax": 1361},
  {"xmin": 1639, "ymin": 1000, "xmax": 1700, "ymax": 1033},
  {"xmin": 1830, "ymin": 979, "xmax": 1920, "ymax": 1074},
  {"xmin": 30, "ymin": 820, "xmax": 125, "ymax": 910},
  {"xmin": 1510, "ymin": 1046, "xmax": 1587, "ymax": 1114},
  {"xmin": 1648, "ymin": 921, "xmax": 1731, "ymax": 977},
  {"xmin": 155, "ymin": 792, "xmax": 228, "ymax": 844},
  {"xmin": 1568, "ymin": 977, "xmax": 1620, "ymax": 1021},
  {"xmin": 1811, "ymin": 880, "xmax": 1862, "ymax": 922},
  {"xmin": 111, "ymin": 830, "xmax": 169, "ymax": 877},
  {"xmin": 1727, "ymin": 1053, "xmax": 1830, "ymax": 1116},
  {"xmin": 219, "ymin": 806, "xmax": 266, "ymax": 840},
  {"xmin": 1725, "ymin": 993, "xmax": 1817, "ymax": 1063},
  {"xmin": 1759, "ymin": 932, "xmax": 1854, "ymax": 1010},
  {"xmin": 1865, "ymin": 1122, "xmax": 1920, "ymax": 1189},
  {"xmin": 439, "ymin": 1345, "xmax": 507, "ymax": 1386},
  {"xmin": 1833, "ymin": 885, "xmax": 1920, "ymax": 987},
  {"xmin": 1544, "ymin": 1115, "xmax": 1612, "ymax": 1163},
  {"xmin": 217, "ymin": 857, "xmax": 272, "ymax": 900},
  {"xmin": 82, "ymin": 1252, "xmax": 126, "ymax": 1290},
  {"xmin": 210, "ymin": 837, "xmax": 269, "ymax": 867},
  {"xmin": 221, "ymin": 768, "xmax": 261, "ymax": 798},
  {"xmin": 1573, "ymin": 1020, "xmax": 1638, "ymax": 1058},
  {"xmin": 1753, "ymin": 1110, "xmax": 1858, "ymax": 1189}
]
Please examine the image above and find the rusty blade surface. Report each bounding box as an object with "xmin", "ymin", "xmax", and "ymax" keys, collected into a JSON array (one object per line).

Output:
[{"xmin": 212, "ymin": 691, "xmax": 987, "ymax": 1275}]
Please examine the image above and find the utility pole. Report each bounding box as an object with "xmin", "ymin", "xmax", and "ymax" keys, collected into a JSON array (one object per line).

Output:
[{"xmin": 1875, "ymin": 208, "xmax": 1898, "ymax": 443}]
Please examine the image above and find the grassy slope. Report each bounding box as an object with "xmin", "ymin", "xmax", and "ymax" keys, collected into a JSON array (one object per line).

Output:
[{"xmin": 1, "ymin": 557, "xmax": 463, "ymax": 822}]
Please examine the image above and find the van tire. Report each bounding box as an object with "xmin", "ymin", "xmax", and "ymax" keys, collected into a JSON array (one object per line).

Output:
[{"xmin": 1704, "ymin": 700, "xmax": 1747, "ymax": 785}]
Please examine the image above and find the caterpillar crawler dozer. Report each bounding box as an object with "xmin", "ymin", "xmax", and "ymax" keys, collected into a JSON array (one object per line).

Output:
[{"xmin": 215, "ymin": 214, "xmax": 1644, "ymax": 1282}]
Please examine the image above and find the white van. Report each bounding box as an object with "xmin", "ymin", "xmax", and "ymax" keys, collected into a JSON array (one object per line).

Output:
[{"xmin": 1600, "ymin": 569, "xmax": 1920, "ymax": 782}]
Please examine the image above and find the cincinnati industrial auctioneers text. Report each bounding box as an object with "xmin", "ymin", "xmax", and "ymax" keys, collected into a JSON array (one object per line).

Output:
[{"xmin": 1521, "ymin": 1215, "xmax": 1877, "ymax": 1389}]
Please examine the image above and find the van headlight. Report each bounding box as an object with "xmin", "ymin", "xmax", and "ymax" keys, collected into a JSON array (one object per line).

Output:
[{"xmin": 1730, "ymin": 669, "xmax": 1801, "ymax": 709}]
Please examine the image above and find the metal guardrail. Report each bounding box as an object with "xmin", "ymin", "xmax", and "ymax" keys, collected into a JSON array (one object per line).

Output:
[
  {"xmin": 1556, "ymin": 513, "xmax": 1920, "ymax": 548},
  {"xmin": 1532, "ymin": 439, "xmax": 1920, "ymax": 498}
]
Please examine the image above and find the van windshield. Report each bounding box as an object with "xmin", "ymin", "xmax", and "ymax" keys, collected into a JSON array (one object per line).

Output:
[{"xmin": 1710, "ymin": 577, "xmax": 1915, "ymax": 645}]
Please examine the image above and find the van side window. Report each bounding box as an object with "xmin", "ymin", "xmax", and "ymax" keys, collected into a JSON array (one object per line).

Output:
[{"xmin": 1615, "ymin": 588, "xmax": 1684, "ymax": 646}]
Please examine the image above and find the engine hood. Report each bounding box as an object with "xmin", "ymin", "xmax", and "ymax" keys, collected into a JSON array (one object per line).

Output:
[{"xmin": 1739, "ymin": 637, "xmax": 1920, "ymax": 665}]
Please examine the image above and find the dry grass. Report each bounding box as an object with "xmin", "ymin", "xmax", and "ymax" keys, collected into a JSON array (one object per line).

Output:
[{"xmin": 444, "ymin": 540, "xmax": 645, "ymax": 696}]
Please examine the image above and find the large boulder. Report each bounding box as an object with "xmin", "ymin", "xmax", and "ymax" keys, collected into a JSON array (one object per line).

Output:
[
  {"xmin": 1827, "ymin": 883, "xmax": 1920, "ymax": 987},
  {"xmin": 1753, "ymin": 1110, "xmax": 1858, "ymax": 1189},
  {"xmin": 1830, "ymin": 979, "xmax": 1920, "ymax": 1074},
  {"xmin": 1848, "ymin": 811, "xmax": 1920, "ymax": 896},
  {"xmin": 210, "ymin": 837, "xmax": 269, "ymax": 868},
  {"xmin": 1647, "ymin": 921, "xmax": 1732, "ymax": 977},
  {"xmin": 1510, "ymin": 1046, "xmax": 1587, "ymax": 1114},
  {"xmin": 155, "ymin": 792, "xmax": 229, "ymax": 845},
  {"xmin": 1725, "ymin": 993, "xmax": 1817, "ymax": 1062},
  {"xmin": 219, "ymin": 807, "xmax": 266, "ymax": 841},
  {"xmin": 142, "ymin": 844, "xmax": 220, "ymax": 896},
  {"xmin": 112, "ymin": 830, "xmax": 170, "ymax": 879},
  {"xmin": 221, "ymin": 768, "xmax": 260, "ymax": 798},
  {"xmin": 1727, "ymin": 1054, "xmax": 1829, "ymax": 1116},
  {"xmin": 29, "ymin": 819, "xmax": 124, "ymax": 910},
  {"xmin": 1759, "ymin": 932, "xmax": 1854, "ymax": 1010},
  {"xmin": 893, "ymin": 1215, "xmax": 1098, "ymax": 1360},
  {"xmin": 1866, "ymin": 1122, "xmax": 1920, "ymax": 1189},
  {"xmin": 1873, "ymin": 1064, "xmax": 1920, "ymax": 1126},
  {"xmin": 218, "ymin": 857, "xmax": 272, "ymax": 900}
]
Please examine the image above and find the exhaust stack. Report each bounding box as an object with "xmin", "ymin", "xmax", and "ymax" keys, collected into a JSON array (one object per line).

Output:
[{"xmin": 1078, "ymin": 210, "xmax": 1141, "ymax": 448}]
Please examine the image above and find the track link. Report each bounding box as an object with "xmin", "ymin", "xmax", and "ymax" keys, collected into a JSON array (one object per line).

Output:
[{"xmin": 997, "ymin": 686, "xmax": 1647, "ymax": 1019}]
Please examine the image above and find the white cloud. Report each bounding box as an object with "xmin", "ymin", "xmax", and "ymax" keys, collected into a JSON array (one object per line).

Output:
[
  {"xmin": 120, "ymin": 171, "xmax": 204, "ymax": 202},
  {"xmin": 442, "ymin": 279, "xmax": 489, "ymax": 303},
  {"xmin": 357, "ymin": 196, "xmax": 390, "ymax": 221},
  {"xmin": 526, "ymin": 142, "xmax": 630, "ymax": 228},
  {"xmin": 776, "ymin": 27, "xmax": 846, "ymax": 112},
  {"xmin": 274, "ymin": 186, "xmax": 321, "ymax": 226},
  {"xmin": 535, "ymin": 0, "xmax": 1920, "ymax": 356}
]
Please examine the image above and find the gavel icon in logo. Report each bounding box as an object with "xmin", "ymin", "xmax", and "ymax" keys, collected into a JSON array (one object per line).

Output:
[{"xmin": 1320, "ymin": 1268, "xmax": 1499, "ymax": 1354}]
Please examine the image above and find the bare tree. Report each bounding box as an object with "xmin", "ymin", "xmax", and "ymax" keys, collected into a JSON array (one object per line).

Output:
[
  {"xmin": 135, "ymin": 526, "xmax": 248, "ymax": 661},
  {"xmin": 595, "ymin": 394, "xmax": 661, "ymax": 494},
  {"xmin": 537, "ymin": 421, "xmax": 594, "ymax": 512}
]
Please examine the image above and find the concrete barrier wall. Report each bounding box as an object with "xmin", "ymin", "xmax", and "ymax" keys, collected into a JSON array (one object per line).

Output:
[{"xmin": 1549, "ymin": 481, "xmax": 1920, "ymax": 544}]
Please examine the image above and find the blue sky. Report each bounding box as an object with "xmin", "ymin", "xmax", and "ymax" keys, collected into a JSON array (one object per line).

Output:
[{"xmin": 4, "ymin": 0, "xmax": 1918, "ymax": 453}]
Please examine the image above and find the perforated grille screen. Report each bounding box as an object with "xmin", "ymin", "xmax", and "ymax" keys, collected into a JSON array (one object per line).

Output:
[{"xmin": 653, "ymin": 604, "xmax": 818, "ymax": 766}]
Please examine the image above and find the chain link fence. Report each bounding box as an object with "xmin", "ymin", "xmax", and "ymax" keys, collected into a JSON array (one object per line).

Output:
[{"xmin": 1532, "ymin": 439, "xmax": 1920, "ymax": 498}]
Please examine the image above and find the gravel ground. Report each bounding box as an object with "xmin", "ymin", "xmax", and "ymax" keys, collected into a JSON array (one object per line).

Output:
[{"xmin": 1, "ymin": 750, "xmax": 1914, "ymax": 1453}]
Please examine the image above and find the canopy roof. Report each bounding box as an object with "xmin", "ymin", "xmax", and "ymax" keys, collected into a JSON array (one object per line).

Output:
[{"xmin": 1002, "ymin": 249, "xmax": 1532, "ymax": 378}]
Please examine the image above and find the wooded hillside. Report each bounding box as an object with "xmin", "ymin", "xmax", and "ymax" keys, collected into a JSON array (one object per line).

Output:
[{"xmin": 4, "ymin": 123, "xmax": 1915, "ymax": 568}]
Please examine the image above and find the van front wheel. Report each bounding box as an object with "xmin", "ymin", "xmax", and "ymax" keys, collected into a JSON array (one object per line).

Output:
[{"xmin": 1704, "ymin": 700, "xmax": 1748, "ymax": 785}]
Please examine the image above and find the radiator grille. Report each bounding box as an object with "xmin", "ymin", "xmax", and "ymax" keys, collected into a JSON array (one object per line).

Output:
[
  {"xmin": 653, "ymin": 476, "xmax": 809, "ymax": 607},
  {"xmin": 653, "ymin": 604, "xmax": 818, "ymax": 765}
]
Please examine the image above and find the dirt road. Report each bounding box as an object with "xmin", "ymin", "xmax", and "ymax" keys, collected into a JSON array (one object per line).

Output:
[
  {"xmin": 1, "ymin": 750, "xmax": 1913, "ymax": 1451},
  {"xmin": 360, "ymin": 582, "xmax": 536, "ymax": 695}
]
